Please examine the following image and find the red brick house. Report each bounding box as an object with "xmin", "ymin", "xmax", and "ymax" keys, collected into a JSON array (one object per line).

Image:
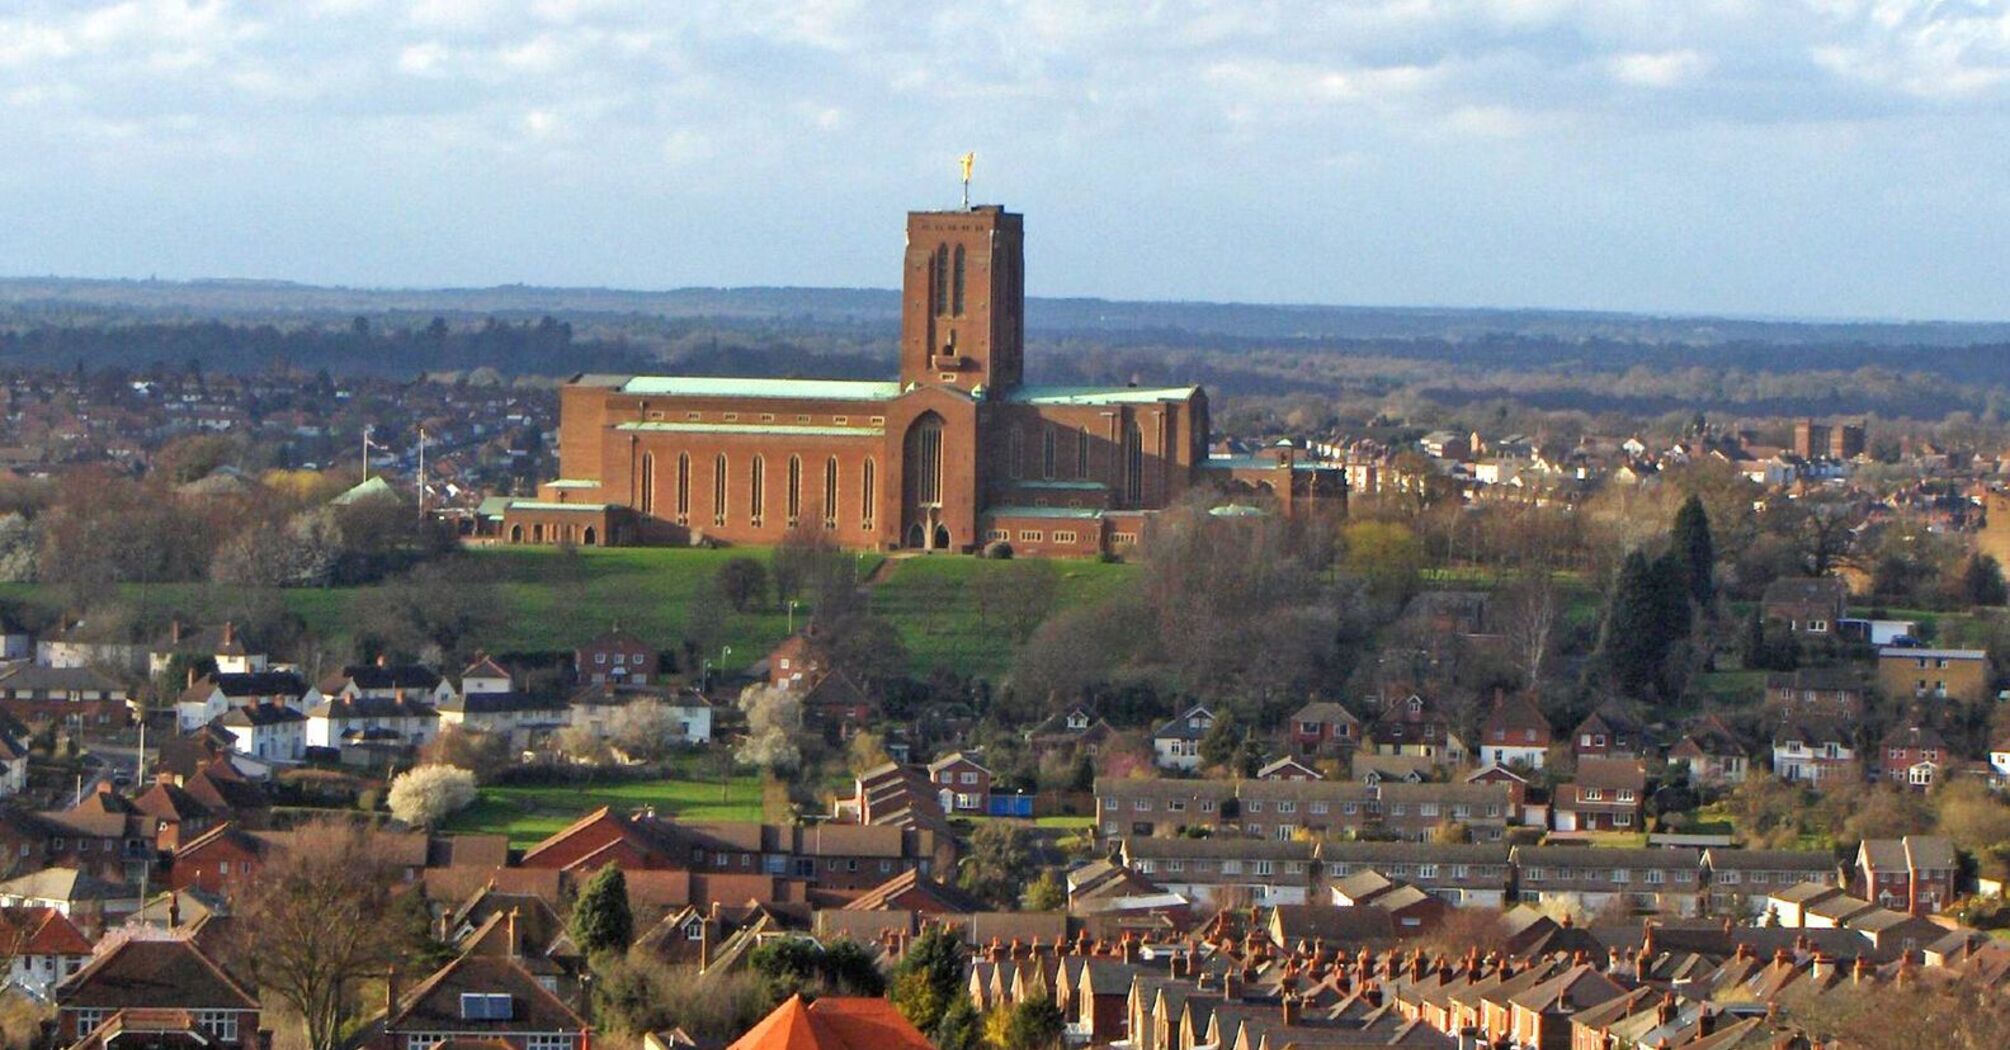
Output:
[
  {"xmin": 1288, "ymin": 700, "xmax": 1362, "ymax": 759},
  {"xmin": 800, "ymin": 673, "xmax": 880, "ymax": 740},
  {"xmin": 1366, "ymin": 694, "xmax": 1464, "ymax": 763},
  {"xmin": 926, "ymin": 752, "xmax": 992, "ymax": 813},
  {"xmin": 170, "ymin": 824, "xmax": 429, "ymax": 895},
  {"xmin": 1478, "ymin": 691, "xmax": 1552, "ymax": 770},
  {"xmin": 56, "ymin": 937, "xmax": 264, "ymax": 1050},
  {"xmin": 380, "ymin": 953, "xmax": 588, "ymax": 1050},
  {"xmin": 1570, "ymin": 705, "xmax": 1645, "ymax": 760},
  {"xmin": 1855, "ymin": 835, "xmax": 1958, "ymax": 915},
  {"xmin": 1761, "ymin": 576, "xmax": 1848, "ymax": 636},
  {"xmin": 1878, "ymin": 723, "xmax": 1948, "ymax": 790},
  {"xmin": 1551, "ymin": 758, "xmax": 1646, "ymax": 833},
  {"xmin": 575, "ymin": 627, "xmax": 658, "ymax": 686},
  {"xmin": 766, "ymin": 634, "xmax": 824, "ymax": 690}
]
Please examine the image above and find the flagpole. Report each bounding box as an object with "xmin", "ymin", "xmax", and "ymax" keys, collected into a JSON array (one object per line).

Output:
[
  {"xmin": 363, "ymin": 426, "xmax": 371, "ymax": 482},
  {"xmin": 417, "ymin": 426, "xmax": 427, "ymax": 519}
]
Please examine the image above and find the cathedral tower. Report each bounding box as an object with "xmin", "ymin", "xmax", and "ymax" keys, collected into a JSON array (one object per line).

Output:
[{"xmin": 899, "ymin": 205, "xmax": 1023, "ymax": 394}]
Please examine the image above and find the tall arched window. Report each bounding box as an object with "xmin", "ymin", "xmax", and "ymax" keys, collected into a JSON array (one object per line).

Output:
[
  {"xmin": 931, "ymin": 245, "xmax": 949, "ymax": 315},
  {"xmin": 861, "ymin": 457, "xmax": 877, "ymax": 530},
  {"xmin": 639, "ymin": 453, "xmax": 656, "ymax": 515},
  {"xmin": 952, "ymin": 244, "xmax": 966, "ymax": 316},
  {"xmin": 905, "ymin": 415, "xmax": 943, "ymax": 507},
  {"xmin": 1123, "ymin": 421, "xmax": 1144, "ymax": 505},
  {"xmin": 749, "ymin": 455, "xmax": 766, "ymax": 525},
  {"xmin": 1076, "ymin": 428, "xmax": 1089, "ymax": 478},
  {"xmin": 712, "ymin": 455, "xmax": 727, "ymax": 527},
  {"xmin": 786, "ymin": 455, "xmax": 802, "ymax": 526},
  {"xmin": 1042, "ymin": 427, "xmax": 1056, "ymax": 480},
  {"xmin": 675, "ymin": 452, "xmax": 691, "ymax": 523},
  {"xmin": 824, "ymin": 457, "xmax": 839, "ymax": 529},
  {"xmin": 1007, "ymin": 428, "xmax": 1023, "ymax": 479}
]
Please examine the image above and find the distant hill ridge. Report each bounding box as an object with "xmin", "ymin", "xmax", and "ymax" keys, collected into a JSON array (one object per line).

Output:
[{"xmin": 2, "ymin": 276, "xmax": 2007, "ymax": 349}]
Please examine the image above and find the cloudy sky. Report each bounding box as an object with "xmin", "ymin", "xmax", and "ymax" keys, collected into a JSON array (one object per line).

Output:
[{"xmin": 2, "ymin": 0, "xmax": 2009, "ymax": 320}]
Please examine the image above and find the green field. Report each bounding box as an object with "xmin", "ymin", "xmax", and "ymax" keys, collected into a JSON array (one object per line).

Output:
[
  {"xmin": 869, "ymin": 555, "xmax": 1141, "ymax": 677},
  {"xmin": 441, "ymin": 774, "xmax": 766, "ymax": 847},
  {"xmin": 0, "ymin": 545, "xmax": 1138, "ymax": 680}
]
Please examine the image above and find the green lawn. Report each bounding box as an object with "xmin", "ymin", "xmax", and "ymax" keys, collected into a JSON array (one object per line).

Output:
[
  {"xmin": 0, "ymin": 546, "xmax": 879, "ymax": 674},
  {"xmin": 441, "ymin": 774, "xmax": 766, "ymax": 847},
  {"xmin": 1691, "ymin": 669, "xmax": 1767, "ymax": 707},
  {"xmin": 868, "ymin": 556, "xmax": 1141, "ymax": 677},
  {"xmin": 0, "ymin": 545, "xmax": 1138, "ymax": 679}
]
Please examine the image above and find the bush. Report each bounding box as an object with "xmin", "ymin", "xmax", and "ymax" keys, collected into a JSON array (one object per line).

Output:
[
  {"xmin": 386, "ymin": 764, "xmax": 478, "ymax": 828},
  {"xmin": 982, "ymin": 540, "xmax": 1014, "ymax": 560}
]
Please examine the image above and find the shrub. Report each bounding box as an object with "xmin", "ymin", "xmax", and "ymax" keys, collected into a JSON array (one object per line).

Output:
[{"xmin": 385, "ymin": 764, "xmax": 478, "ymax": 828}]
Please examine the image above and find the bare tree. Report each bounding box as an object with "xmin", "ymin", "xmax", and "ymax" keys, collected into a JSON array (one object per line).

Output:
[
  {"xmin": 228, "ymin": 822, "xmax": 429, "ymax": 1050},
  {"xmin": 1499, "ymin": 571, "xmax": 1560, "ymax": 689}
]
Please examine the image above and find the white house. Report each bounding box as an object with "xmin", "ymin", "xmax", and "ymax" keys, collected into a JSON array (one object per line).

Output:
[
  {"xmin": 315, "ymin": 661, "xmax": 455, "ymax": 705},
  {"xmin": 1773, "ymin": 721, "xmax": 1855, "ymax": 784},
  {"xmin": 305, "ymin": 693, "xmax": 441, "ymax": 751},
  {"xmin": 217, "ymin": 701, "xmax": 307, "ymax": 762},
  {"xmin": 0, "ymin": 907, "xmax": 92, "ymax": 1000},
  {"xmin": 565, "ymin": 683, "xmax": 714, "ymax": 747},
  {"xmin": 0, "ymin": 731, "xmax": 26, "ymax": 797},
  {"xmin": 438, "ymin": 691, "xmax": 571, "ymax": 748},
  {"xmin": 1152, "ymin": 705, "xmax": 1216, "ymax": 771},
  {"xmin": 175, "ymin": 671, "xmax": 307, "ymax": 733}
]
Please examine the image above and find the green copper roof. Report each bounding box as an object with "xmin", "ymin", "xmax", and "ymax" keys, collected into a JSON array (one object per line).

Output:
[
  {"xmin": 619, "ymin": 376, "xmax": 900, "ymax": 401},
  {"xmin": 615, "ymin": 422, "xmax": 884, "ymax": 438},
  {"xmin": 1003, "ymin": 385, "xmax": 1201, "ymax": 406},
  {"xmin": 506, "ymin": 501, "xmax": 611, "ymax": 512},
  {"xmin": 982, "ymin": 505, "xmax": 1106, "ymax": 520},
  {"xmin": 545, "ymin": 479, "xmax": 600, "ymax": 489},
  {"xmin": 1012, "ymin": 479, "xmax": 1108, "ymax": 490}
]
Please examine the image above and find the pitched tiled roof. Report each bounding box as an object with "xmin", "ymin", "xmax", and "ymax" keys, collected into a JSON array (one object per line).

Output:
[
  {"xmin": 390, "ymin": 953, "xmax": 587, "ymax": 1032},
  {"xmin": 56, "ymin": 938, "xmax": 256, "ymax": 1010}
]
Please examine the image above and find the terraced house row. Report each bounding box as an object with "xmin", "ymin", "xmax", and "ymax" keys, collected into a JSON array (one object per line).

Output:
[
  {"xmin": 1105, "ymin": 836, "xmax": 1840, "ymax": 917},
  {"xmin": 1095, "ymin": 777, "xmax": 1519, "ymax": 844}
]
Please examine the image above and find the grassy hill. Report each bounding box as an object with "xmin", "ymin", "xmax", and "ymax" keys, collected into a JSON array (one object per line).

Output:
[{"xmin": 0, "ymin": 546, "xmax": 1140, "ymax": 680}]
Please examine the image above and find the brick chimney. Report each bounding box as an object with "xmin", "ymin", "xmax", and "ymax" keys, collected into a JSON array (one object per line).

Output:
[{"xmin": 1281, "ymin": 994, "xmax": 1300, "ymax": 1027}]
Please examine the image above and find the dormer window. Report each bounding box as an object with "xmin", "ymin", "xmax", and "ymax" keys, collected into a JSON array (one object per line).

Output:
[
  {"xmin": 1407, "ymin": 697, "xmax": 1423, "ymax": 714},
  {"xmin": 459, "ymin": 993, "xmax": 513, "ymax": 1021},
  {"xmin": 685, "ymin": 920, "xmax": 704, "ymax": 940}
]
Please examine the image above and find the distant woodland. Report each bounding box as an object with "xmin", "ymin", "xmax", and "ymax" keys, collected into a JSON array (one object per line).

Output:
[{"xmin": 3, "ymin": 278, "xmax": 2009, "ymax": 424}]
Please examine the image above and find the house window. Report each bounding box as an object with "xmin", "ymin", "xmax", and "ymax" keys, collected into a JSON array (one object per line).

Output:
[
  {"xmin": 1252, "ymin": 860, "xmax": 1274, "ymax": 876},
  {"xmin": 1104, "ymin": 798, "xmax": 1118, "ymax": 810},
  {"xmin": 197, "ymin": 1011, "xmax": 239, "ymax": 1042},
  {"xmin": 1054, "ymin": 531, "xmax": 1078, "ymax": 543},
  {"xmin": 75, "ymin": 1010, "xmax": 106, "ymax": 1037},
  {"xmin": 1019, "ymin": 530, "xmax": 1042, "ymax": 542},
  {"xmin": 460, "ymin": 993, "xmax": 513, "ymax": 1021},
  {"xmin": 525, "ymin": 1037, "xmax": 574, "ymax": 1050}
]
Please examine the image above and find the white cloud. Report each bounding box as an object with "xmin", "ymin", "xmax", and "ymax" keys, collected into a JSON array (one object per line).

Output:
[{"xmin": 1606, "ymin": 49, "xmax": 1711, "ymax": 88}]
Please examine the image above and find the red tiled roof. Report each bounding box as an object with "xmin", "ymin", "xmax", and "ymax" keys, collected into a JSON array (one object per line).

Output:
[{"xmin": 724, "ymin": 996, "xmax": 932, "ymax": 1050}]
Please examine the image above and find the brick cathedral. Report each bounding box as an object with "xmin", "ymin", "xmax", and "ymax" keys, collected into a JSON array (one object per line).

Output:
[{"xmin": 500, "ymin": 202, "xmax": 1339, "ymax": 556}]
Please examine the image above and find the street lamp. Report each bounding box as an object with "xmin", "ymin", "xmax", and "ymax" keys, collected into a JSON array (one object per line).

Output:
[{"xmin": 787, "ymin": 600, "xmax": 800, "ymax": 634}]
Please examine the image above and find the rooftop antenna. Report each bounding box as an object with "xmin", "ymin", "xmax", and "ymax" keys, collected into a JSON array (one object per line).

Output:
[{"xmin": 960, "ymin": 151, "xmax": 975, "ymax": 210}]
